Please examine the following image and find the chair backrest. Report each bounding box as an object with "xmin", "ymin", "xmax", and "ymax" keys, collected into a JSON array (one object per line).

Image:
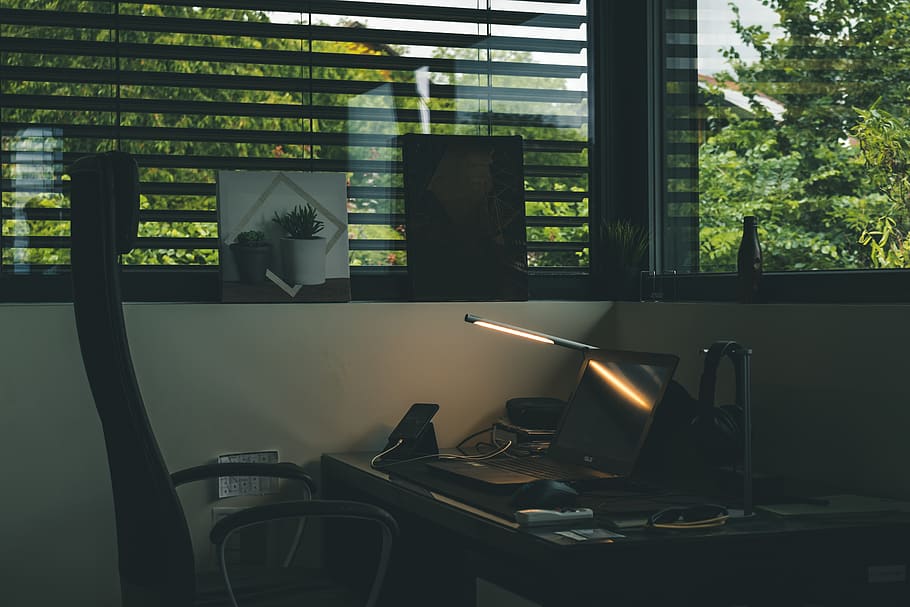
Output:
[{"xmin": 69, "ymin": 152, "xmax": 196, "ymax": 606}]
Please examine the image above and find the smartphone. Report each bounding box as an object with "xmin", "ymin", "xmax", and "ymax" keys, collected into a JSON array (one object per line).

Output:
[{"xmin": 388, "ymin": 403, "xmax": 440, "ymax": 443}]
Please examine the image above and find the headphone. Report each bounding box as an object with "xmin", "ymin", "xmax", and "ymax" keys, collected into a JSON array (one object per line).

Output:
[{"xmin": 693, "ymin": 340, "xmax": 748, "ymax": 466}]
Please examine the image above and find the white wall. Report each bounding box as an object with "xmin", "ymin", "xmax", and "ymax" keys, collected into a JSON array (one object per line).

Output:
[
  {"xmin": 0, "ymin": 301, "xmax": 614, "ymax": 606},
  {"xmin": 606, "ymin": 301, "xmax": 910, "ymax": 501}
]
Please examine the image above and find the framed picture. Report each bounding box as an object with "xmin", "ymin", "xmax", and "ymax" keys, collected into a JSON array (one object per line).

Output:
[
  {"xmin": 402, "ymin": 134, "xmax": 527, "ymax": 301},
  {"xmin": 217, "ymin": 171, "xmax": 350, "ymax": 302}
]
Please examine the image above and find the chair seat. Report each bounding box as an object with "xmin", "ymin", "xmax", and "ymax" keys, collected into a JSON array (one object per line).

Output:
[{"xmin": 194, "ymin": 567, "xmax": 365, "ymax": 607}]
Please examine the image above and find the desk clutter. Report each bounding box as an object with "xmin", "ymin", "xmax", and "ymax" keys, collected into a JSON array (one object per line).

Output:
[
  {"xmin": 373, "ymin": 339, "xmax": 910, "ymax": 546},
  {"xmin": 336, "ymin": 320, "xmax": 910, "ymax": 604},
  {"xmin": 370, "ymin": 344, "xmax": 757, "ymax": 536}
]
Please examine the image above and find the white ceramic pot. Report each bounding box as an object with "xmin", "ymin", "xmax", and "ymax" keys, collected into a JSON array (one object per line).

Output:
[{"xmin": 280, "ymin": 237, "xmax": 326, "ymax": 285}]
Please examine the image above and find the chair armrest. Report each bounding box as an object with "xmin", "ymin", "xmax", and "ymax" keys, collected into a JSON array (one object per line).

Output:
[
  {"xmin": 171, "ymin": 462, "xmax": 316, "ymax": 495},
  {"xmin": 209, "ymin": 499, "xmax": 398, "ymax": 546},
  {"xmin": 210, "ymin": 500, "xmax": 398, "ymax": 607}
]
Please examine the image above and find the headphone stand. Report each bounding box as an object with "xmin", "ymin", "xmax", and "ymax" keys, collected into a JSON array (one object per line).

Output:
[
  {"xmin": 699, "ymin": 341, "xmax": 754, "ymax": 517},
  {"xmin": 727, "ymin": 343, "xmax": 753, "ymax": 517}
]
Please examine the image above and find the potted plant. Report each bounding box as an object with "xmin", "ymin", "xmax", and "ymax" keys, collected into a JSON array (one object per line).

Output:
[
  {"xmin": 229, "ymin": 229, "xmax": 272, "ymax": 284},
  {"xmin": 272, "ymin": 203, "xmax": 326, "ymax": 285},
  {"xmin": 601, "ymin": 220, "xmax": 648, "ymax": 300}
]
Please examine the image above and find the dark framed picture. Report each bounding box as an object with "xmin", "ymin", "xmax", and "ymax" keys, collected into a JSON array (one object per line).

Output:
[{"xmin": 402, "ymin": 134, "xmax": 527, "ymax": 301}]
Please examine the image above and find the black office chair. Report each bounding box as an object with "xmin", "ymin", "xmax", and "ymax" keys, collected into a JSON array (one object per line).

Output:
[{"xmin": 68, "ymin": 151, "xmax": 397, "ymax": 607}]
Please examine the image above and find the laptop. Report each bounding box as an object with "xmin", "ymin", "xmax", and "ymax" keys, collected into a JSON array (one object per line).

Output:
[{"xmin": 426, "ymin": 349, "xmax": 679, "ymax": 485}]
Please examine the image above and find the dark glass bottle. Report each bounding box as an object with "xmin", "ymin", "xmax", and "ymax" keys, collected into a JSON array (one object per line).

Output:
[{"xmin": 737, "ymin": 216, "xmax": 763, "ymax": 303}]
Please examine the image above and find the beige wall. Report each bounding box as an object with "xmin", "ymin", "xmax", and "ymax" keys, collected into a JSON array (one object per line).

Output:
[
  {"xmin": 7, "ymin": 299, "xmax": 910, "ymax": 605},
  {"xmin": 0, "ymin": 301, "xmax": 614, "ymax": 606},
  {"xmin": 607, "ymin": 301, "xmax": 910, "ymax": 501}
]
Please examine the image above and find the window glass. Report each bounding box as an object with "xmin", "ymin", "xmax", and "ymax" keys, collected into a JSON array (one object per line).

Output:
[
  {"xmin": 662, "ymin": 0, "xmax": 910, "ymax": 274},
  {"xmin": 1, "ymin": 0, "xmax": 589, "ymax": 286}
]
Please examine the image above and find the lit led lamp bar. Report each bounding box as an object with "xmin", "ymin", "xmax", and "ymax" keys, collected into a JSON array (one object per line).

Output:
[{"xmin": 464, "ymin": 313, "xmax": 598, "ymax": 351}]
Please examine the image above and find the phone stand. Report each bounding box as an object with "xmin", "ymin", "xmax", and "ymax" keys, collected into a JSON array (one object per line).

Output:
[{"xmin": 383, "ymin": 422, "xmax": 439, "ymax": 461}]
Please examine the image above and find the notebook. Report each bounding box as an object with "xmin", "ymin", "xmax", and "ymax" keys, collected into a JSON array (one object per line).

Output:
[{"xmin": 426, "ymin": 349, "xmax": 679, "ymax": 485}]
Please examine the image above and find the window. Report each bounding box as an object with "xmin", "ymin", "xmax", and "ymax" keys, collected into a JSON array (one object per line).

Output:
[
  {"xmin": 660, "ymin": 0, "xmax": 910, "ymax": 301},
  {"xmin": 1, "ymin": 0, "xmax": 590, "ymax": 301}
]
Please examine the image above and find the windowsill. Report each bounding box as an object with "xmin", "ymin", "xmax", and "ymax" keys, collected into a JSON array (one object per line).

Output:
[
  {"xmin": 643, "ymin": 270, "xmax": 910, "ymax": 304},
  {"xmin": 0, "ymin": 267, "xmax": 599, "ymax": 303}
]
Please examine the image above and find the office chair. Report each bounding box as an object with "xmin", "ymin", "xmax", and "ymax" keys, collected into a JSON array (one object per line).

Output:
[{"xmin": 68, "ymin": 151, "xmax": 398, "ymax": 607}]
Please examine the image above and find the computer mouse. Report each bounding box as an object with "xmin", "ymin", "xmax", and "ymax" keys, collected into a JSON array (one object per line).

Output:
[{"xmin": 509, "ymin": 480, "xmax": 579, "ymax": 509}]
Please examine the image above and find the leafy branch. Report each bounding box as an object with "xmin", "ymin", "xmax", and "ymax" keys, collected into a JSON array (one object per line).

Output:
[{"xmin": 853, "ymin": 98, "xmax": 910, "ymax": 267}]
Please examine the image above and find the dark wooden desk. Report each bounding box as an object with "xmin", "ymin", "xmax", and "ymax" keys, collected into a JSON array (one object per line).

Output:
[{"xmin": 322, "ymin": 453, "xmax": 910, "ymax": 607}]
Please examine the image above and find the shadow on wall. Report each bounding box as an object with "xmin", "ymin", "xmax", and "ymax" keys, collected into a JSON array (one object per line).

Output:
[{"xmin": 606, "ymin": 301, "xmax": 910, "ymax": 501}]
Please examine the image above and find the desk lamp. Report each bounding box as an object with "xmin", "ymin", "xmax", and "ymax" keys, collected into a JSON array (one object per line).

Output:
[
  {"xmin": 465, "ymin": 314, "xmax": 755, "ymax": 518},
  {"xmin": 464, "ymin": 313, "xmax": 598, "ymax": 352},
  {"xmin": 464, "ymin": 313, "xmax": 594, "ymax": 437}
]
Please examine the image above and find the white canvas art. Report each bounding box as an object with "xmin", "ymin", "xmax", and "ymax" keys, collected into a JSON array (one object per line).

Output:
[{"xmin": 217, "ymin": 171, "xmax": 350, "ymax": 302}]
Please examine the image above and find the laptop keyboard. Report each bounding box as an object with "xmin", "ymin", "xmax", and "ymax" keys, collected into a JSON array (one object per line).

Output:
[{"xmin": 484, "ymin": 456, "xmax": 615, "ymax": 480}]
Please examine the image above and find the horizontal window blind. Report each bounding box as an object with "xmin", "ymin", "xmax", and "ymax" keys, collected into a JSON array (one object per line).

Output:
[
  {"xmin": 1, "ymin": 0, "xmax": 590, "ymax": 295},
  {"xmin": 660, "ymin": 0, "xmax": 699, "ymax": 273}
]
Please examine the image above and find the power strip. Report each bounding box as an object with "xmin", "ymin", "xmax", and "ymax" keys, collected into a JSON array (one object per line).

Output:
[{"xmin": 217, "ymin": 450, "xmax": 279, "ymax": 498}]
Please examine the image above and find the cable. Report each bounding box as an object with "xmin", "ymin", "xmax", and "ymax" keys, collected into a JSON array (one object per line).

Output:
[
  {"xmin": 370, "ymin": 439, "xmax": 404, "ymax": 469},
  {"xmin": 649, "ymin": 515, "xmax": 729, "ymax": 529},
  {"xmin": 646, "ymin": 504, "xmax": 730, "ymax": 529},
  {"xmin": 456, "ymin": 427, "xmax": 495, "ymax": 455},
  {"xmin": 457, "ymin": 423, "xmax": 548, "ymax": 458},
  {"xmin": 371, "ymin": 440, "xmax": 513, "ymax": 470},
  {"xmin": 442, "ymin": 440, "xmax": 512, "ymax": 461}
]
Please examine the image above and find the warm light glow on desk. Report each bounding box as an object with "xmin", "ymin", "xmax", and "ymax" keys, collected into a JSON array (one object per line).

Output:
[
  {"xmin": 588, "ymin": 360, "xmax": 651, "ymax": 411},
  {"xmin": 464, "ymin": 313, "xmax": 597, "ymax": 351}
]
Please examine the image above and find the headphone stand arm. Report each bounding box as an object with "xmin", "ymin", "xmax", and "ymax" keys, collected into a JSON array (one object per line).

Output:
[{"xmin": 731, "ymin": 345, "xmax": 753, "ymax": 517}]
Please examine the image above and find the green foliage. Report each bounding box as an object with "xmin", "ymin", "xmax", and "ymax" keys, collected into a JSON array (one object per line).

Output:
[
  {"xmin": 698, "ymin": 0, "xmax": 910, "ymax": 272},
  {"xmin": 272, "ymin": 204, "xmax": 324, "ymax": 239},
  {"xmin": 852, "ymin": 98, "xmax": 910, "ymax": 267}
]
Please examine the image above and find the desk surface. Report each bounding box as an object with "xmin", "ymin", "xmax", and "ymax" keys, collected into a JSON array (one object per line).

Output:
[
  {"xmin": 324, "ymin": 452, "xmax": 910, "ymax": 546},
  {"xmin": 323, "ymin": 452, "xmax": 910, "ymax": 607}
]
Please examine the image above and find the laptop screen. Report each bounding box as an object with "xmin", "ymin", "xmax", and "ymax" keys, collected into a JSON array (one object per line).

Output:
[{"xmin": 548, "ymin": 349, "xmax": 679, "ymax": 475}]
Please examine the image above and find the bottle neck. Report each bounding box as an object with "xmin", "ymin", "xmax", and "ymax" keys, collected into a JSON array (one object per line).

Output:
[{"xmin": 742, "ymin": 219, "xmax": 757, "ymax": 237}]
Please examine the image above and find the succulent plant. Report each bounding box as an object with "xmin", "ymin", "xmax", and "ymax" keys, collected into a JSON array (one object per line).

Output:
[
  {"xmin": 272, "ymin": 204, "xmax": 325, "ymax": 239},
  {"xmin": 233, "ymin": 229, "xmax": 269, "ymax": 245}
]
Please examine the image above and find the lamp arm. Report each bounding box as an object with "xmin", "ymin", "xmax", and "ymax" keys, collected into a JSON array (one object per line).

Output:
[{"xmin": 464, "ymin": 313, "xmax": 598, "ymax": 351}]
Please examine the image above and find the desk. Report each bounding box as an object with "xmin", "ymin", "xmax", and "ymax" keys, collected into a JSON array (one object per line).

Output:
[{"xmin": 322, "ymin": 453, "xmax": 910, "ymax": 607}]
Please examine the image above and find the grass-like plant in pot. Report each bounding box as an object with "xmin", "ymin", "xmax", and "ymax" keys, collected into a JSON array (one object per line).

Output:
[
  {"xmin": 601, "ymin": 220, "xmax": 648, "ymax": 300},
  {"xmin": 272, "ymin": 203, "xmax": 327, "ymax": 285},
  {"xmin": 229, "ymin": 229, "xmax": 272, "ymax": 284}
]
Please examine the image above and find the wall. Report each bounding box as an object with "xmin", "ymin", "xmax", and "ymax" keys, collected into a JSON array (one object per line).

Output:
[
  {"xmin": 9, "ymin": 299, "xmax": 910, "ymax": 605},
  {"xmin": 607, "ymin": 301, "xmax": 910, "ymax": 501},
  {"xmin": 0, "ymin": 301, "xmax": 614, "ymax": 606}
]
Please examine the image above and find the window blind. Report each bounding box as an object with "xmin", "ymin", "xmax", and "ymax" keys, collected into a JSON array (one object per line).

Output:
[
  {"xmin": 1, "ymin": 0, "xmax": 589, "ymax": 296},
  {"xmin": 660, "ymin": 0, "xmax": 699, "ymax": 273}
]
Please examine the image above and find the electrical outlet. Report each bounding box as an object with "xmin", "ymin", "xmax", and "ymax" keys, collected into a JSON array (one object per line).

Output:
[{"xmin": 217, "ymin": 450, "xmax": 279, "ymax": 498}]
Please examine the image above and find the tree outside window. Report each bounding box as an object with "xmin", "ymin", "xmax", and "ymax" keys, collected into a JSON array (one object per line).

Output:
[{"xmin": 679, "ymin": 0, "xmax": 910, "ymax": 274}]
